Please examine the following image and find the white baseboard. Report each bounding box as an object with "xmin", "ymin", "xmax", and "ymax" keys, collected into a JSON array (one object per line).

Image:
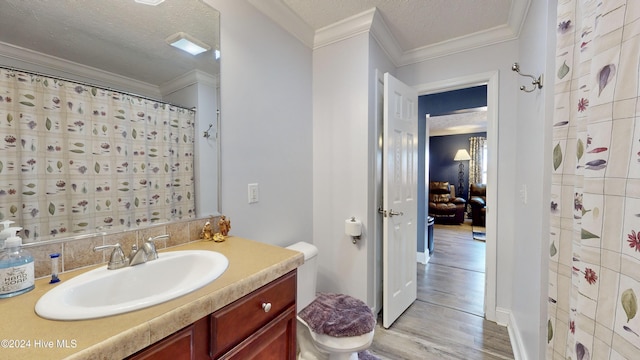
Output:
[
  {"xmin": 495, "ymin": 306, "xmax": 510, "ymax": 326},
  {"xmin": 416, "ymin": 251, "xmax": 430, "ymax": 264},
  {"xmin": 502, "ymin": 308, "xmax": 526, "ymax": 360}
]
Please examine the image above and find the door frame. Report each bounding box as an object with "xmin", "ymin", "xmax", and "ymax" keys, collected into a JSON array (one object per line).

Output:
[{"xmin": 415, "ymin": 71, "xmax": 499, "ymax": 322}]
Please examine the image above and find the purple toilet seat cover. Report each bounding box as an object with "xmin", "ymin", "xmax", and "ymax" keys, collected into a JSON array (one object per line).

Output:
[{"xmin": 298, "ymin": 293, "xmax": 376, "ymax": 337}]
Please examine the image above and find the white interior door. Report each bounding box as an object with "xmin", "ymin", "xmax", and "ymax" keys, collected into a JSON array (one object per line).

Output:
[{"xmin": 382, "ymin": 73, "xmax": 418, "ymax": 328}]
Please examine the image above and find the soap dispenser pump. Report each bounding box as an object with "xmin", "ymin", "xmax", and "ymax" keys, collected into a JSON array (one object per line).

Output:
[{"xmin": 0, "ymin": 227, "xmax": 35, "ymax": 298}]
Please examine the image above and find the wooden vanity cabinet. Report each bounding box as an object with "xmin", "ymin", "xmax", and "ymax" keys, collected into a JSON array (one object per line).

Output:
[
  {"xmin": 127, "ymin": 316, "xmax": 210, "ymax": 360},
  {"xmin": 126, "ymin": 270, "xmax": 297, "ymax": 360},
  {"xmin": 211, "ymin": 270, "xmax": 297, "ymax": 359}
]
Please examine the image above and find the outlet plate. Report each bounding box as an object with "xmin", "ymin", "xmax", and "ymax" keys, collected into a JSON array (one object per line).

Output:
[{"xmin": 248, "ymin": 183, "xmax": 259, "ymax": 204}]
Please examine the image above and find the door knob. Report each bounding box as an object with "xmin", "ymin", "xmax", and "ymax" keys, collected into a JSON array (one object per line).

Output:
[{"xmin": 389, "ymin": 210, "xmax": 404, "ymax": 217}]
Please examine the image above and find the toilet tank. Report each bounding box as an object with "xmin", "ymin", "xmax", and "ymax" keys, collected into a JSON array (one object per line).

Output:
[{"xmin": 286, "ymin": 241, "xmax": 318, "ymax": 312}]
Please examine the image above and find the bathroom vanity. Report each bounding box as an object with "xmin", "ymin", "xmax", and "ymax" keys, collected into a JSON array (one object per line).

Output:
[
  {"xmin": 0, "ymin": 237, "xmax": 303, "ymax": 360},
  {"xmin": 128, "ymin": 271, "xmax": 297, "ymax": 359}
]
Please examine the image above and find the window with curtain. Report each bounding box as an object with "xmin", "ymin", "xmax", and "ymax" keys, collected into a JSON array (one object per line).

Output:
[
  {"xmin": 468, "ymin": 136, "xmax": 487, "ymax": 187},
  {"xmin": 0, "ymin": 68, "xmax": 196, "ymax": 243}
]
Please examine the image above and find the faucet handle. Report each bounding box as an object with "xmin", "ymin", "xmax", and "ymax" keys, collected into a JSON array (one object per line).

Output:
[
  {"xmin": 144, "ymin": 234, "xmax": 170, "ymax": 261},
  {"xmin": 94, "ymin": 243, "xmax": 128, "ymax": 270}
]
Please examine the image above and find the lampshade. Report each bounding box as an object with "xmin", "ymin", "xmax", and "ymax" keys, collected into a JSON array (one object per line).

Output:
[{"xmin": 454, "ymin": 149, "xmax": 471, "ymax": 161}]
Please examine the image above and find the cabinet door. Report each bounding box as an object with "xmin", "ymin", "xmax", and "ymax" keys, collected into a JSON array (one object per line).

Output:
[
  {"xmin": 219, "ymin": 305, "xmax": 296, "ymax": 360},
  {"xmin": 211, "ymin": 271, "xmax": 296, "ymax": 358},
  {"xmin": 127, "ymin": 317, "xmax": 209, "ymax": 360}
]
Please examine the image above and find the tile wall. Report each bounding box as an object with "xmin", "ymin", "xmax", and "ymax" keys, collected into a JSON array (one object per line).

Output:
[{"xmin": 24, "ymin": 216, "xmax": 221, "ymax": 279}]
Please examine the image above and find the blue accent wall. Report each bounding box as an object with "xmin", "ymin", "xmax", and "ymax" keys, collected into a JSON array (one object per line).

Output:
[{"xmin": 429, "ymin": 132, "xmax": 487, "ymax": 202}]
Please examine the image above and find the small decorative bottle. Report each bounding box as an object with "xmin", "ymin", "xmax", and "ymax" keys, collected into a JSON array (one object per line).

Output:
[{"xmin": 0, "ymin": 228, "xmax": 35, "ymax": 298}]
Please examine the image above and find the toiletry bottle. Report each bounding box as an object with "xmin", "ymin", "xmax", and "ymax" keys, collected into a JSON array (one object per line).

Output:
[{"xmin": 0, "ymin": 228, "xmax": 35, "ymax": 298}]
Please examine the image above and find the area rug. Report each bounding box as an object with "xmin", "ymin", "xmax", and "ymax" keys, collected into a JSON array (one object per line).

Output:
[{"xmin": 472, "ymin": 226, "xmax": 486, "ymax": 242}]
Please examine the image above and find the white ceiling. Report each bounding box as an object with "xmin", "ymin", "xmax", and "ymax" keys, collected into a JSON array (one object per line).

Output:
[
  {"xmin": 254, "ymin": 0, "xmax": 528, "ymax": 135},
  {"xmin": 428, "ymin": 109, "xmax": 488, "ymax": 137},
  {"xmin": 0, "ymin": 0, "xmax": 526, "ymax": 133},
  {"xmin": 283, "ymin": 0, "xmax": 513, "ymax": 51},
  {"xmin": 253, "ymin": 0, "xmax": 528, "ymax": 65},
  {"xmin": 0, "ymin": 0, "xmax": 219, "ymax": 89}
]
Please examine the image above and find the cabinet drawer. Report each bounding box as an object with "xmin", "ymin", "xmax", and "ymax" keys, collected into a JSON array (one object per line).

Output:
[
  {"xmin": 211, "ymin": 270, "xmax": 296, "ymax": 358},
  {"xmin": 219, "ymin": 305, "xmax": 296, "ymax": 360}
]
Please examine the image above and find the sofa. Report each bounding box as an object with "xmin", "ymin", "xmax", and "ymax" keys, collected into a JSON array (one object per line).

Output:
[
  {"xmin": 469, "ymin": 183, "xmax": 487, "ymax": 226},
  {"xmin": 428, "ymin": 181, "xmax": 466, "ymax": 224}
]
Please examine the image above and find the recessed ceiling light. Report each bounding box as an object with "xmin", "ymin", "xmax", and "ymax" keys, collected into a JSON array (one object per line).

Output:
[
  {"xmin": 166, "ymin": 32, "xmax": 211, "ymax": 56},
  {"xmin": 135, "ymin": 0, "xmax": 165, "ymax": 5}
]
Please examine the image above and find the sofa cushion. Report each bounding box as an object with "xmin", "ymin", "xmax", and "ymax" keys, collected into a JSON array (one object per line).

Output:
[
  {"xmin": 429, "ymin": 181, "xmax": 451, "ymax": 194},
  {"xmin": 430, "ymin": 193, "xmax": 451, "ymax": 203},
  {"xmin": 430, "ymin": 202, "xmax": 457, "ymax": 214}
]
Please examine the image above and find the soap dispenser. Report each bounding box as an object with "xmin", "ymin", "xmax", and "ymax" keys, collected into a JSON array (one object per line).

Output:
[{"xmin": 0, "ymin": 228, "xmax": 35, "ymax": 298}]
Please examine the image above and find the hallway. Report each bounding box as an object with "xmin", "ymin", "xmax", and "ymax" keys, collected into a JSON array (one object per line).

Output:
[{"xmin": 368, "ymin": 220, "xmax": 514, "ymax": 359}]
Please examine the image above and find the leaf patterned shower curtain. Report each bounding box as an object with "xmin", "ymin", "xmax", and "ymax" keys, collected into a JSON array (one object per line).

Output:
[
  {"xmin": 548, "ymin": 1, "xmax": 640, "ymax": 359},
  {"xmin": 0, "ymin": 68, "xmax": 195, "ymax": 243}
]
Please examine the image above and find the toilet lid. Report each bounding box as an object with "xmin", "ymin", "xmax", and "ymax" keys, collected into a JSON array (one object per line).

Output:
[{"xmin": 298, "ymin": 293, "xmax": 376, "ymax": 337}]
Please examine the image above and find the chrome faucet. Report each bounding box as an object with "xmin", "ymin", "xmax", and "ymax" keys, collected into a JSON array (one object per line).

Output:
[
  {"xmin": 129, "ymin": 234, "xmax": 170, "ymax": 266},
  {"xmin": 93, "ymin": 243, "xmax": 128, "ymax": 270},
  {"xmin": 93, "ymin": 234, "xmax": 170, "ymax": 270}
]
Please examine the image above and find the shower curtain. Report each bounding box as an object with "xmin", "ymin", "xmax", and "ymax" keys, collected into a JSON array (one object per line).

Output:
[
  {"xmin": 0, "ymin": 68, "xmax": 195, "ymax": 243},
  {"xmin": 548, "ymin": 1, "xmax": 640, "ymax": 359}
]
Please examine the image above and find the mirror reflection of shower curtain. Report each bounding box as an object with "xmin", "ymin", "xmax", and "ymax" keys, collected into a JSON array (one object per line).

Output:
[{"xmin": 0, "ymin": 68, "xmax": 196, "ymax": 243}]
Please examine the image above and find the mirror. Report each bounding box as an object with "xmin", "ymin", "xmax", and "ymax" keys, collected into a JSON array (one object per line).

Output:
[{"xmin": 0, "ymin": 0, "xmax": 220, "ymax": 243}]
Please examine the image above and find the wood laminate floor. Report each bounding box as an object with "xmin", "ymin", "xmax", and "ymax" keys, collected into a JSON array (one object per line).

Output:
[{"xmin": 368, "ymin": 220, "xmax": 514, "ymax": 360}]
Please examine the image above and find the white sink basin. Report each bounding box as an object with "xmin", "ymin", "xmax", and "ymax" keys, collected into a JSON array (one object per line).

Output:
[{"xmin": 35, "ymin": 250, "xmax": 228, "ymax": 320}]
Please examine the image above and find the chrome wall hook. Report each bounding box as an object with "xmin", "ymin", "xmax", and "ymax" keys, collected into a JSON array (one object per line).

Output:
[
  {"xmin": 512, "ymin": 62, "xmax": 543, "ymax": 92},
  {"xmin": 203, "ymin": 123, "xmax": 214, "ymax": 138}
]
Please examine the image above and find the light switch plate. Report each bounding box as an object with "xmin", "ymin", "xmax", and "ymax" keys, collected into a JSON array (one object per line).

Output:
[{"xmin": 248, "ymin": 183, "xmax": 259, "ymax": 204}]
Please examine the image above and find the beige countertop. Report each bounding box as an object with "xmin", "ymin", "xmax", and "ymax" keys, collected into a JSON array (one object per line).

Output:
[{"xmin": 0, "ymin": 237, "xmax": 303, "ymax": 360}]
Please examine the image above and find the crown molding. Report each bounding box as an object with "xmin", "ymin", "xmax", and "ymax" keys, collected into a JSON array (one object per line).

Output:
[
  {"xmin": 248, "ymin": 0, "xmax": 315, "ymax": 47},
  {"xmin": 0, "ymin": 41, "xmax": 162, "ymax": 98},
  {"xmin": 396, "ymin": 0, "xmax": 530, "ymax": 65},
  {"xmin": 398, "ymin": 24, "xmax": 519, "ymax": 66},
  {"xmin": 368, "ymin": 9, "xmax": 404, "ymax": 65},
  {"xmin": 254, "ymin": 0, "xmax": 530, "ymax": 67},
  {"xmin": 313, "ymin": 8, "xmax": 376, "ymax": 50},
  {"xmin": 159, "ymin": 69, "xmax": 218, "ymax": 96}
]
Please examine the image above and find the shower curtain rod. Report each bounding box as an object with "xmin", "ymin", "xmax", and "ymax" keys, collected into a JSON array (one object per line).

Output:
[{"xmin": 0, "ymin": 64, "xmax": 196, "ymax": 112}]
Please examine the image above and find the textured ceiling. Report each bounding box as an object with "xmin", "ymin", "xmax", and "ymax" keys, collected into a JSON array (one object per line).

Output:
[
  {"xmin": 0, "ymin": 0, "xmax": 513, "ymax": 133},
  {"xmin": 282, "ymin": 0, "xmax": 513, "ymax": 51},
  {"xmin": 0, "ymin": 0, "xmax": 219, "ymax": 88},
  {"xmin": 428, "ymin": 110, "xmax": 487, "ymax": 137},
  {"xmin": 268, "ymin": 0, "xmax": 518, "ymax": 135}
]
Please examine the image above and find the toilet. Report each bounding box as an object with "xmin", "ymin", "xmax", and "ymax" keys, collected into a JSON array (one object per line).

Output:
[{"xmin": 286, "ymin": 241, "xmax": 376, "ymax": 360}]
